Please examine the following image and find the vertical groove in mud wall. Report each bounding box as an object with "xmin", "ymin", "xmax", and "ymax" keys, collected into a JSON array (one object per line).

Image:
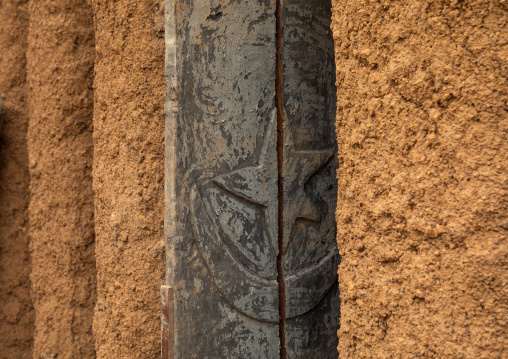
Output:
[
  {"xmin": 0, "ymin": 1, "xmax": 34, "ymax": 357},
  {"xmin": 91, "ymin": 0, "xmax": 166, "ymax": 357},
  {"xmin": 275, "ymin": 0, "xmax": 286, "ymax": 357},
  {"xmin": 27, "ymin": 0, "xmax": 96, "ymax": 357},
  {"xmin": 332, "ymin": 0, "xmax": 507, "ymax": 357}
]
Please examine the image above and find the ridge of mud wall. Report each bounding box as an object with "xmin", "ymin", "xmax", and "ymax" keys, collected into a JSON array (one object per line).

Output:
[
  {"xmin": 91, "ymin": 0, "xmax": 166, "ymax": 357},
  {"xmin": 27, "ymin": 0, "xmax": 96, "ymax": 357},
  {"xmin": 0, "ymin": 1, "xmax": 34, "ymax": 357},
  {"xmin": 332, "ymin": 0, "xmax": 507, "ymax": 357}
]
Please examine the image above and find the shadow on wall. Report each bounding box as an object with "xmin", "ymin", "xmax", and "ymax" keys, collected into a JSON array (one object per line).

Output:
[
  {"xmin": 0, "ymin": 97, "xmax": 35, "ymax": 357},
  {"xmin": 0, "ymin": 97, "xmax": 3, "ymax": 153}
]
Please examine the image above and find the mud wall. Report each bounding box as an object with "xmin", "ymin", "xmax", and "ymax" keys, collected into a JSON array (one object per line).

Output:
[
  {"xmin": 26, "ymin": 0, "xmax": 96, "ymax": 357},
  {"xmin": 0, "ymin": 1, "xmax": 34, "ymax": 357},
  {"xmin": 332, "ymin": 0, "xmax": 507, "ymax": 357},
  {"xmin": 91, "ymin": 0, "xmax": 166, "ymax": 357}
]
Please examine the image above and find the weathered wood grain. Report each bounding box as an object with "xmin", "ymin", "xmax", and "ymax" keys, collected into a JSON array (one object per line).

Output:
[
  {"xmin": 165, "ymin": 1, "xmax": 280, "ymax": 357},
  {"xmin": 161, "ymin": 286, "xmax": 174, "ymax": 359},
  {"xmin": 282, "ymin": 0, "xmax": 340, "ymax": 356},
  {"xmin": 165, "ymin": 0, "xmax": 339, "ymax": 357}
]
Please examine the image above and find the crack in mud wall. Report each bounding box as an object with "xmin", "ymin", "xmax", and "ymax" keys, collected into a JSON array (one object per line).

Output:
[
  {"xmin": 0, "ymin": 1, "xmax": 34, "ymax": 357},
  {"xmin": 27, "ymin": 0, "xmax": 96, "ymax": 357},
  {"xmin": 91, "ymin": 0, "xmax": 166, "ymax": 357},
  {"xmin": 332, "ymin": 0, "xmax": 508, "ymax": 357}
]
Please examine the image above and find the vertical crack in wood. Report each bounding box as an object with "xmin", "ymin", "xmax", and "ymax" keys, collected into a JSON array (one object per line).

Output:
[{"xmin": 275, "ymin": 0, "xmax": 286, "ymax": 358}]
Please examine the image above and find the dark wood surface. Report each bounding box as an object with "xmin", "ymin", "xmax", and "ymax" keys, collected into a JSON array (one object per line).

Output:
[{"xmin": 164, "ymin": 0, "xmax": 339, "ymax": 357}]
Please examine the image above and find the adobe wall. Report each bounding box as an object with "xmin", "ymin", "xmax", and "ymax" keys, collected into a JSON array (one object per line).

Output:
[
  {"xmin": 0, "ymin": 1, "xmax": 34, "ymax": 357},
  {"xmin": 332, "ymin": 0, "xmax": 507, "ymax": 357},
  {"xmin": 26, "ymin": 0, "xmax": 96, "ymax": 357},
  {"xmin": 91, "ymin": 0, "xmax": 166, "ymax": 357}
]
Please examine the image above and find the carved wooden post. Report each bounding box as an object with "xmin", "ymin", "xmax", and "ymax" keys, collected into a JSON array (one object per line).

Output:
[{"xmin": 164, "ymin": 0, "xmax": 338, "ymax": 357}]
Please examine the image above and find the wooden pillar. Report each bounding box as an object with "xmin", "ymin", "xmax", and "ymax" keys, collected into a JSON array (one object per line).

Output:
[{"xmin": 165, "ymin": 0, "xmax": 338, "ymax": 356}]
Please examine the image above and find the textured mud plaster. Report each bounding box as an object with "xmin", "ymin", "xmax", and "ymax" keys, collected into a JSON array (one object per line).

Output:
[
  {"xmin": 27, "ymin": 0, "xmax": 96, "ymax": 357},
  {"xmin": 332, "ymin": 0, "xmax": 507, "ymax": 357},
  {"xmin": 92, "ymin": 0, "xmax": 166, "ymax": 357},
  {"xmin": 165, "ymin": 0, "xmax": 338, "ymax": 357},
  {"xmin": 0, "ymin": 1, "xmax": 34, "ymax": 357}
]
